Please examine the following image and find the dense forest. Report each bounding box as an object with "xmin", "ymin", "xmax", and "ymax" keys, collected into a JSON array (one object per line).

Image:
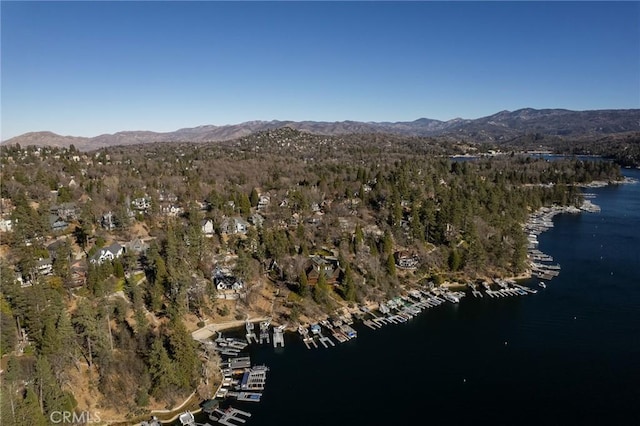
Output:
[{"xmin": 0, "ymin": 128, "xmax": 624, "ymax": 423}]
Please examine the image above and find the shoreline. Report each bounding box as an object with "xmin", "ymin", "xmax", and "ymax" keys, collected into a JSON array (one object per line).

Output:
[{"xmin": 180, "ymin": 185, "xmax": 617, "ymax": 426}]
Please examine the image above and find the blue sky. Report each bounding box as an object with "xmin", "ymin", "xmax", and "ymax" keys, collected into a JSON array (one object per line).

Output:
[{"xmin": 2, "ymin": 1, "xmax": 639, "ymax": 139}]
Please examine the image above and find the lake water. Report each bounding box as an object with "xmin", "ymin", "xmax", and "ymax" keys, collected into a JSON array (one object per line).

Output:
[{"xmin": 199, "ymin": 168, "xmax": 640, "ymax": 426}]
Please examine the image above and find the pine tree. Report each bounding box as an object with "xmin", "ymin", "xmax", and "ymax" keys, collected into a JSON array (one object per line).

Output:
[
  {"xmin": 250, "ymin": 188, "xmax": 259, "ymax": 207},
  {"xmin": 168, "ymin": 319, "xmax": 199, "ymax": 390},
  {"xmin": 34, "ymin": 355, "xmax": 74, "ymax": 417},
  {"xmin": 313, "ymin": 272, "xmax": 329, "ymax": 305},
  {"xmin": 343, "ymin": 264, "xmax": 356, "ymax": 302},
  {"xmin": 386, "ymin": 254, "xmax": 396, "ymax": 276},
  {"xmin": 238, "ymin": 193, "xmax": 251, "ymax": 215},
  {"xmin": 148, "ymin": 336, "xmax": 176, "ymax": 398},
  {"xmin": 299, "ymin": 270, "xmax": 309, "ymax": 297},
  {"xmin": 382, "ymin": 230, "xmax": 393, "ymax": 255},
  {"xmin": 448, "ymin": 248, "xmax": 462, "ymax": 272},
  {"xmin": 14, "ymin": 388, "xmax": 48, "ymax": 426}
]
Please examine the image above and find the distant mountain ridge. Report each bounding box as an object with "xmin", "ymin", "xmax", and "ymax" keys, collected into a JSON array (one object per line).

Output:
[{"xmin": 4, "ymin": 108, "xmax": 639, "ymax": 151}]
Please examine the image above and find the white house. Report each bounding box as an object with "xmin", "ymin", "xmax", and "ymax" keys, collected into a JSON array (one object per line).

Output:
[
  {"xmin": 221, "ymin": 217, "xmax": 249, "ymax": 235},
  {"xmin": 0, "ymin": 218, "xmax": 13, "ymax": 232},
  {"xmin": 131, "ymin": 197, "xmax": 151, "ymax": 211},
  {"xmin": 257, "ymin": 195, "xmax": 271, "ymax": 211},
  {"xmin": 201, "ymin": 219, "xmax": 215, "ymax": 236},
  {"xmin": 36, "ymin": 258, "xmax": 53, "ymax": 275},
  {"xmin": 90, "ymin": 242, "xmax": 125, "ymax": 264}
]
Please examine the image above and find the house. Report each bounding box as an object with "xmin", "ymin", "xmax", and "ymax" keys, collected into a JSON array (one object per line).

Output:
[
  {"xmin": 158, "ymin": 191, "xmax": 178, "ymax": 203},
  {"xmin": 201, "ymin": 219, "xmax": 215, "ymax": 236},
  {"xmin": 36, "ymin": 258, "xmax": 53, "ymax": 276},
  {"xmin": 394, "ymin": 251, "xmax": 420, "ymax": 269},
  {"xmin": 196, "ymin": 200, "xmax": 210, "ymax": 211},
  {"xmin": 161, "ymin": 204, "xmax": 184, "ymax": 217},
  {"xmin": 101, "ymin": 211, "xmax": 116, "ymax": 230},
  {"xmin": 248, "ymin": 213, "xmax": 265, "ymax": 228},
  {"xmin": 257, "ymin": 195, "xmax": 271, "ymax": 211},
  {"xmin": 90, "ymin": 242, "xmax": 125, "ymax": 264},
  {"xmin": 221, "ymin": 217, "xmax": 249, "ymax": 235},
  {"xmin": 0, "ymin": 218, "xmax": 13, "ymax": 232},
  {"xmin": 46, "ymin": 239, "xmax": 67, "ymax": 259},
  {"xmin": 131, "ymin": 197, "xmax": 151, "ymax": 211},
  {"xmin": 305, "ymin": 255, "xmax": 340, "ymax": 285},
  {"xmin": 49, "ymin": 215, "xmax": 69, "ymax": 232},
  {"xmin": 126, "ymin": 237, "xmax": 149, "ymax": 254},
  {"xmin": 50, "ymin": 202, "xmax": 78, "ymax": 220},
  {"xmin": 213, "ymin": 267, "xmax": 244, "ymax": 291},
  {"xmin": 70, "ymin": 259, "xmax": 88, "ymax": 288}
]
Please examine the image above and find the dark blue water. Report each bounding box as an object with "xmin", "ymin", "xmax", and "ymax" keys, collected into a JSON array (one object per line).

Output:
[{"xmin": 204, "ymin": 169, "xmax": 640, "ymax": 426}]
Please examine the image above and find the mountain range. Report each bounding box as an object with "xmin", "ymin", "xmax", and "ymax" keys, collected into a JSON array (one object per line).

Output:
[{"xmin": 3, "ymin": 108, "xmax": 639, "ymax": 151}]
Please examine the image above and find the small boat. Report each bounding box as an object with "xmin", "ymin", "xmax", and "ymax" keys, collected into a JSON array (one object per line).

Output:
[{"xmin": 539, "ymin": 281, "xmax": 546, "ymax": 288}]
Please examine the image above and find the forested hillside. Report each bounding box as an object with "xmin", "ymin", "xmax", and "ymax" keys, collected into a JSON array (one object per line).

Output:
[{"xmin": 0, "ymin": 129, "xmax": 623, "ymax": 423}]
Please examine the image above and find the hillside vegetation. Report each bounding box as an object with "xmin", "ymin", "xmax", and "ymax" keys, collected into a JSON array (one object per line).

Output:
[{"xmin": 0, "ymin": 129, "xmax": 624, "ymax": 423}]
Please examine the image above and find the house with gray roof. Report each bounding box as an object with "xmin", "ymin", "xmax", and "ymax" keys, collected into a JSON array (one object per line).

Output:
[{"xmin": 90, "ymin": 242, "xmax": 125, "ymax": 264}]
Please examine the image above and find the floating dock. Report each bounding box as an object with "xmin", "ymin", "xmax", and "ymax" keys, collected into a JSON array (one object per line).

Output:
[
  {"xmin": 318, "ymin": 333, "xmax": 335, "ymax": 348},
  {"xmin": 240, "ymin": 365, "xmax": 269, "ymax": 391},
  {"xmin": 212, "ymin": 407, "xmax": 252, "ymax": 426},
  {"xmin": 273, "ymin": 325, "xmax": 285, "ymax": 348},
  {"xmin": 226, "ymin": 391, "xmax": 263, "ymax": 402},
  {"xmin": 227, "ymin": 357, "xmax": 251, "ymax": 369},
  {"xmin": 245, "ymin": 322, "xmax": 257, "ymax": 344},
  {"xmin": 259, "ymin": 321, "xmax": 270, "ymax": 344}
]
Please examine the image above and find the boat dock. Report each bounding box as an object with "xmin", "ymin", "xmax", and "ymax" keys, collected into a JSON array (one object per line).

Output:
[
  {"xmin": 259, "ymin": 321, "xmax": 270, "ymax": 344},
  {"xmin": 178, "ymin": 411, "xmax": 196, "ymax": 426},
  {"xmin": 273, "ymin": 325, "xmax": 285, "ymax": 348},
  {"xmin": 225, "ymin": 391, "xmax": 263, "ymax": 403},
  {"xmin": 245, "ymin": 322, "xmax": 257, "ymax": 344},
  {"xmin": 318, "ymin": 334, "xmax": 335, "ymax": 348},
  {"xmin": 211, "ymin": 407, "xmax": 252, "ymax": 426},
  {"xmin": 240, "ymin": 365, "xmax": 269, "ymax": 391},
  {"xmin": 226, "ymin": 357, "xmax": 251, "ymax": 369}
]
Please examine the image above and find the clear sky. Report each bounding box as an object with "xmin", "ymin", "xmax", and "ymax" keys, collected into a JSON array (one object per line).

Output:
[{"xmin": 1, "ymin": 1, "xmax": 639, "ymax": 140}]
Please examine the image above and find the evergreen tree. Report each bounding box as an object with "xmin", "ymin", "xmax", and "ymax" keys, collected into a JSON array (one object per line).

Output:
[
  {"xmin": 14, "ymin": 388, "xmax": 48, "ymax": 426},
  {"xmin": 313, "ymin": 272, "xmax": 329, "ymax": 305},
  {"xmin": 448, "ymin": 248, "xmax": 462, "ymax": 272},
  {"xmin": 382, "ymin": 230, "xmax": 393, "ymax": 255},
  {"xmin": 299, "ymin": 270, "xmax": 309, "ymax": 297},
  {"xmin": 34, "ymin": 355, "xmax": 74, "ymax": 416},
  {"xmin": 343, "ymin": 264, "xmax": 356, "ymax": 302},
  {"xmin": 386, "ymin": 254, "xmax": 396, "ymax": 276},
  {"xmin": 148, "ymin": 336, "xmax": 176, "ymax": 398},
  {"xmin": 168, "ymin": 318, "xmax": 199, "ymax": 390},
  {"xmin": 238, "ymin": 193, "xmax": 251, "ymax": 215},
  {"xmin": 250, "ymin": 188, "xmax": 259, "ymax": 207},
  {"xmin": 0, "ymin": 302, "xmax": 16, "ymax": 356}
]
